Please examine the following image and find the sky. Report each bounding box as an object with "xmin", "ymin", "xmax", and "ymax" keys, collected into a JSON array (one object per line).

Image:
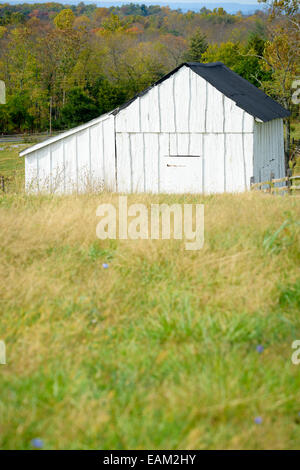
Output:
[{"xmin": 6, "ymin": 0, "xmax": 262, "ymax": 5}]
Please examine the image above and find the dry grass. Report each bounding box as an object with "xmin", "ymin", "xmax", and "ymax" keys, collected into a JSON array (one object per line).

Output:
[{"xmin": 0, "ymin": 190, "xmax": 300, "ymax": 449}]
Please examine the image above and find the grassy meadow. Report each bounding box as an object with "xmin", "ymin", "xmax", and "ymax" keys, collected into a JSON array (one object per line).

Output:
[
  {"xmin": 0, "ymin": 143, "xmax": 27, "ymax": 178},
  {"xmin": 0, "ymin": 143, "xmax": 300, "ymax": 450}
]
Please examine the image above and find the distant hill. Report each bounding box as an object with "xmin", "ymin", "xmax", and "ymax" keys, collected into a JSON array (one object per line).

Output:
[
  {"xmin": 7, "ymin": 1, "xmax": 265, "ymax": 16},
  {"xmin": 98, "ymin": 2, "xmax": 264, "ymax": 14}
]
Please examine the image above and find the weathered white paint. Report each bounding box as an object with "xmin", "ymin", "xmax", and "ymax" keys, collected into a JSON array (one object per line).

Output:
[
  {"xmin": 144, "ymin": 133, "xmax": 160, "ymax": 192},
  {"xmin": 253, "ymin": 118, "xmax": 285, "ymax": 184},
  {"xmin": 22, "ymin": 114, "xmax": 115, "ymax": 193},
  {"xmin": 64, "ymin": 135, "xmax": 77, "ymax": 192},
  {"xmin": 21, "ymin": 65, "xmax": 285, "ymax": 195},
  {"xmin": 160, "ymin": 155, "xmax": 203, "ymax": 194},
  {"xmin": 20, "ymin": 114, "xmax": 110, "ymax": 157},
  {"xmin": 115, "ymin": 66, "xmax": 257, "ymax": 194}
]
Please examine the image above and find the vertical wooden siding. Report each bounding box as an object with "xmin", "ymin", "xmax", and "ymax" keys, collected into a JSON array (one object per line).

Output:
[
  {"xmin": 116, "ymin": 66, "xmax": 254, "ymax": 194},
  {"xmin": 253, "ymin": 118, "xmax": 285, "ymax": 184},
  {"xmin": 25, "ymin": 115, "xmax": 116, "ymax": 193}
]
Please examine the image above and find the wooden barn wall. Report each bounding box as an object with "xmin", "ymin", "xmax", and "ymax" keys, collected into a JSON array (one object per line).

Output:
[
  {"xmin": 253, "ymin": 118, "xmax": 285, "ymax": 184},
  {"xmin": 116, "ymin": 131, "xmax": 253, "ymax": 194},
  {"xmin": 25, "ymin": 116, "xmax": 116, "ymax": 193},
  {"xmin": 116, "ymin": 66, "xmax": 254, "ymax": 194},
  {"xmin": 26, "ymin": 66, "xmax": 285, "ymax": 195},
  {"xmin": 116, "ymin": 66, "xmax": 254, "ymax": 134}
]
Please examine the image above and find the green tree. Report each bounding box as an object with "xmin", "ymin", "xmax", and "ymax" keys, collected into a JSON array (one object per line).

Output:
[
  {"xmin": 258, "ymin": 0, "xmax": 300, "ymax": 164},
  {"xmin": 202, "ymin": 41, "xmax": 271, "ymax": 87},
  {"xmin": 53, "ymin": 9, "xmax": 75, "ymax": 31},
  {"xmin": 4, "ymin": 94, "xmax": 34, "ymax": 132},
  {"xmin": 184, "ymin": 29, "xmax": 208, "ymax": 62},
  {"xmin": 101, "ymin": 14, "xmax": 126, "ymax": 32},
  {"xmin": 96, "ymin": 79, "xmax": 127, "ymax": 114},
  {"xmin": 57, "ymin": 88, "xmax": 99, "ymax": 129},
  {"xmin": 202, "ymin": 41, "xmax": 240, "ymax": 68}
]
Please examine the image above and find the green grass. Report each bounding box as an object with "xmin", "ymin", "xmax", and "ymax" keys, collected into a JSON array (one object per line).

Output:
[
  {"xmin": 291, "ymin": 119, "xmax": 300, "ymax": 140},
  {"xmin": 0, "ymin": 190, "xmax": 299, "ymax": 450},
  {"xmin": 0, "ymin": 143, "xmax": 27, "ymax": 177},
  {"xmin": 1, "ymin": 137, "xmax": 300, "ymax": 449}
]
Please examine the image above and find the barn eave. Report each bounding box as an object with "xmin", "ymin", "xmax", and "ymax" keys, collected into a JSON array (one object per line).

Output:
[{"xmin": 19, "ymin": 112, "xmax": 112, "ymax": 157}]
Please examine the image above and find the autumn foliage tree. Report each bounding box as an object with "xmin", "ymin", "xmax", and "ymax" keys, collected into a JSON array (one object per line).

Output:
[
  {"xmin": 0, "ymin": 2, "xmax": 297, "ymax": 139},
  {"xmin": 258, "ymin": 0, "xmax": 300, "ymax": 164}
]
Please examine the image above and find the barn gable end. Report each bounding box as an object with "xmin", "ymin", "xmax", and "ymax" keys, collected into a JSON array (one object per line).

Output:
[
  {"xmin": 115, "ymin": 65, "xmax": 256, "ymax": 193},
  {"xmin": 115, "ymin": 65, "xmax": 254, "ymax": 134}
]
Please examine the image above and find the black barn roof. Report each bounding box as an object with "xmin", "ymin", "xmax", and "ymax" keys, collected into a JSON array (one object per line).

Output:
[{"xmin": 113, "ymin": 62, "xmax": 290, "ymax": 123}]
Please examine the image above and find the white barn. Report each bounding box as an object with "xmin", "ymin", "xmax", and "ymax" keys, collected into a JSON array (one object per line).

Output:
[{"xmin": 20, "ymin": 62, "xmax": 290, "ymax": 194}]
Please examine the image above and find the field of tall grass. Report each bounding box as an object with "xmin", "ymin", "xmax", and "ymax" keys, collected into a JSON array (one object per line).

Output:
[{"xmin": 0, "ymin": 187, "xmax": 299, "ymax": 449}]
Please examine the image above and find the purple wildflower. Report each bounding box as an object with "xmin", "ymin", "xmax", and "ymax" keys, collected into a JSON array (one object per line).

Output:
[
  {"xmin": 256, "ymin": 345, "xmax": 264, "ymax": 353},
  {"xmin": 31, "ymin": 438, "xmax": 44, "ymax": 449},
  {"xmin": 254, "ymin": 416, "xmax": 263, "ymax": 424}
]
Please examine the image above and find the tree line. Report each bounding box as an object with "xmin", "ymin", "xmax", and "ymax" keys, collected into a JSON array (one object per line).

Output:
[{"xmin": 0, "ymin": 1, "xmax": 299, "ymax": 155}]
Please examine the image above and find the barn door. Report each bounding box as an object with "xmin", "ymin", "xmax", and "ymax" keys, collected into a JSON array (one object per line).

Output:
[{"xmin": 160, "ymin": 134, "xmax": 203, "ymax": 194}]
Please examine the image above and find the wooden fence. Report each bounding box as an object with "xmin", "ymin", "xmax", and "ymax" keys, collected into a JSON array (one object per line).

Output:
[
  {"xmin": 0, "ymin": 130, "xmax": 67, "ymax": 144},
  {"xmin": 0, "ymin": 174, "xmax": 11, "ymax": 193},
  {"xmin": 0, "ymin": 175, "xmax": 5, "ymax": 192},
  {"xmin": 251, "ymin": 171, "xmax": 300, "ymax": 194}
]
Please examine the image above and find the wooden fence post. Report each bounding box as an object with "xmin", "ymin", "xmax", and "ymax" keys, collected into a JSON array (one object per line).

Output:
[
  {"xmin": 269, "ymin": 172, "xmax": 275, "ymax": 193},
  {"xmin": 0, "ymin": 175, "xmax": 4, "ymax": 192},
  {"xmin": 287, "ymin": 169, "xmax": 292, "ymax": 194}
]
